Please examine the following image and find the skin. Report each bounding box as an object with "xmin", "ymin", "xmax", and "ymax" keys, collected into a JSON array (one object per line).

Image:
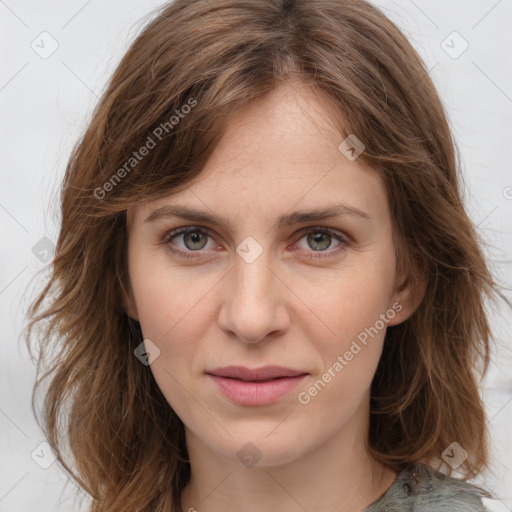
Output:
[{"xmin": 125, "ymin": 81, "xmax": 426, "ymax": 512}]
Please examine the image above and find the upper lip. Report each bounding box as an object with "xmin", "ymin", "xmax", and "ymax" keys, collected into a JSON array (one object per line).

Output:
[{"xmin": 206, "ymin": 365, "xmax": 308, "ymax": 381}]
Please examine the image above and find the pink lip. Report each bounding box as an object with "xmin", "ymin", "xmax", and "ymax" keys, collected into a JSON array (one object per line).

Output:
[{"xmin": 206, "ymin": 366, "xmax": 308, "ymax": 406}]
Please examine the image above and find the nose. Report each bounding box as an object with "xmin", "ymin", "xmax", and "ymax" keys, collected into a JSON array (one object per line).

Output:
[{"xmin": 217, "ymin": 250, "xmax": 291, "ymax": 344}]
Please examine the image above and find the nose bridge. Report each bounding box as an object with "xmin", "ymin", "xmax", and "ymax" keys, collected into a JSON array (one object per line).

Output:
[
  {"xmin": 233, "ymin": 233, "xmax": 275, "ymax": 301},
  {"xmin": 218, "ymin": 242, "xmax": 288, "ymax": 343},
  {"xmin": 235, "ymin": 248, "xmax": 274, "ymax": 303}
]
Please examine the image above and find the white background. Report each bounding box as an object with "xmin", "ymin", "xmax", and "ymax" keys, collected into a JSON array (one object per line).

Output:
[{"xmin": 0, "ymin": 0, "xmax": 511, "ymax": 510}]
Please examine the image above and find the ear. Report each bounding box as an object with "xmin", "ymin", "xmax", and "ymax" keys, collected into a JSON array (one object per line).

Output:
[{"xmin": 386, "ymin": 256, "xmax": 427, "ymax": 327}]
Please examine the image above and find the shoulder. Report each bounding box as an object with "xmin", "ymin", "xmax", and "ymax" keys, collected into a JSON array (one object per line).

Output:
[{"xmin": 365, "ymin": 462, "xmax": 492, "ymax": 511}]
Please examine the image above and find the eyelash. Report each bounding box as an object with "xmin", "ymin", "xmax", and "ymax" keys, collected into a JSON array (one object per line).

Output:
[{"xmin": 161, "ymin": 226, "xmax": 349, "ymax": 260}]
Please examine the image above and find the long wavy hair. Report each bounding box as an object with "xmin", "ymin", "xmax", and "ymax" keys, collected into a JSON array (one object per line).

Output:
[{"xmin": 23, "ymin": 0, "xmax": 507, "ymax": 510}]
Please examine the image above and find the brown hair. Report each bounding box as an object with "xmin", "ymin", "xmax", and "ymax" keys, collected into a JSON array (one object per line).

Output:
[{"xmin": 23, "ymin": 0, "xmax": 508, "ymax": 510}]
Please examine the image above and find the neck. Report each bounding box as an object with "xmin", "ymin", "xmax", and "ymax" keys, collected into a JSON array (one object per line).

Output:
[{"xmin": 179, "ymin": 399, "xmax": 397, "ymax": 512}]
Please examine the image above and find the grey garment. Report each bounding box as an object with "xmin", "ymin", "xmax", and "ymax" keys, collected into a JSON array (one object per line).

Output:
[{"xmin": 363, "ymin": 462, "xmax": 491, "ymax": 511}]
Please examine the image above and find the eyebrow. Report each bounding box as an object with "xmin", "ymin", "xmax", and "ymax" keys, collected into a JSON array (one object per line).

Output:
[{"xmin": 144, "ymin": 202, "xmax": 370, "ymax": 230}]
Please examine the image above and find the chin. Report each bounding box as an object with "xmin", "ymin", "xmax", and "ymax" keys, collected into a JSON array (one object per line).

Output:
[{"xmin": 205, "ymin": 427, "xmax": 309, "ymax": 469}]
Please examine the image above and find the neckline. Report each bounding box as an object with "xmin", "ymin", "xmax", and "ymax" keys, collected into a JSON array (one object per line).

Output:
[{"xmin": 363, "ymin": 463, "xmax": 411, "ymax": 510}]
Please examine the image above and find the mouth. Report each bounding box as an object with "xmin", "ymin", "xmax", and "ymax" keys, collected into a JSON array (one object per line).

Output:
[
  {"xmin": 206, "ymin": 365, "xmax": 308, "ymax": 381},
  {"xmin": 205, "ymin": 366, "xmax": 309, "ymax": 406}
]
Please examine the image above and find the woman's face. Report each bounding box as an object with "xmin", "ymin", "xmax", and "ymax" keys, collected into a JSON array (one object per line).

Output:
[{"xmin": 126, "ymin": 83, "xmax": 419, "ymax": 468}]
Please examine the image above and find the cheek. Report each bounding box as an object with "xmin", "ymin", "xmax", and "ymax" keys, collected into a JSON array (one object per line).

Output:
[
  {"xmin": 127, "ymin": 251, "xmax": 229, "ymax": 406},
  {"xmin": 304, "ymin": 266, "xmax": 392, "ymax": 338},
  {"xmin": 131, "ymin": 279, "xmax": 210, "ymax": 376},
  {"xmin": 128, "ymin": 242, "xmax": 214, "ymax": 338},
  {"xmin": 296, "ymin": 255, "xmax": 395, "ymax": 384},
  {"xmin": 294, "ymin": 272, "xmax": 390, "ymax": 420},
  {"xmin": 128, "ymin": 255, "xmax": 211, "ymax": 414}
]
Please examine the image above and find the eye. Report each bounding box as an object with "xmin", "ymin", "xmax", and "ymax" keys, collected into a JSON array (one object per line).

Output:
[
  {"xmin": 162, "ymin": 226, "xmax": 218, "ymax": 258},
  {"xmin": 162, "ymin": 225, "xmax": 348, "ymax": 260},
  {"xmin": 293, "ymin": 227, "xmax": 347, "ymax": 258}
]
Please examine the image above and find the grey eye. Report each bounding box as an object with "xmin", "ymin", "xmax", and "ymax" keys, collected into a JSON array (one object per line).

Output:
[
  {"xmin": 182, "ymin": 231, "xmax": 208, "ymax": 250},
  {"xmin": 306, "ymin": 232, "xmax": 334, "ymax": 251}
]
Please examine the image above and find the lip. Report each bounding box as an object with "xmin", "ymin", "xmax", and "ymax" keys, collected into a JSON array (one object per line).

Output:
[
  {"xmin": 206, "ymin": 366, "xmax": 308, "ymax": 406},
  {"xmin": 207, "ymin": 365, "xmax": 307, "ymax": 381}
]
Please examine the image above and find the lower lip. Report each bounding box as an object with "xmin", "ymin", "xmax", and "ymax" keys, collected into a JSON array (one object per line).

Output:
[{"xmin": 207, "ymin": 374, "xmax": 307, "ymax": 406}]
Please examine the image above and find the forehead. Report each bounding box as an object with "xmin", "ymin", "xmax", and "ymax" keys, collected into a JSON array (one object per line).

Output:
[{"xmin": 128, "ymin": 82, "xmax": 388, "ymax": 227}]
